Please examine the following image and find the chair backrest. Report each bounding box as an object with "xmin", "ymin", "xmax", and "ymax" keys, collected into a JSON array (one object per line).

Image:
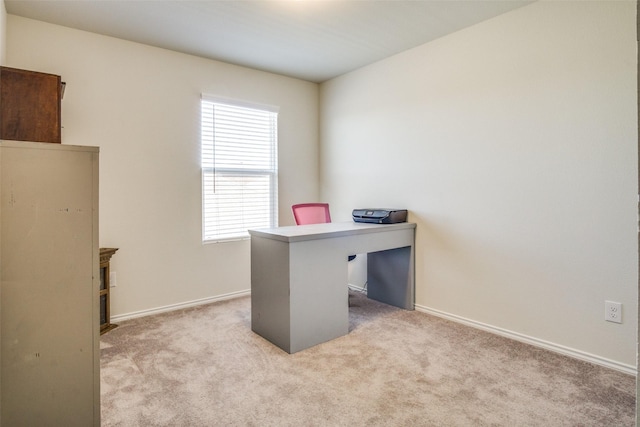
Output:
[{"xmin": 292, "ymin": 203, "xmax": 332, "ymax": 225}]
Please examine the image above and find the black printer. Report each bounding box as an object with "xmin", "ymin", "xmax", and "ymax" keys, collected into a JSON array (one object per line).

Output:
[{"xmin": 352, "ymin": 209, "xmax": 408, "ymax": 224}]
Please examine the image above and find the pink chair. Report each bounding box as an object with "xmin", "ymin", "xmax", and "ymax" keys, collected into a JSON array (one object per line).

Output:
[
  {"xmin": 292, "ymin": 202, "xmax": 356, "ymax": 305},
  {"xmin": 291, "ymin": 203, "xmax": 332, "ymax": 225},
  {"xmin": 292, "ymin": 203, "xmax": 356, "ymax": 262}
]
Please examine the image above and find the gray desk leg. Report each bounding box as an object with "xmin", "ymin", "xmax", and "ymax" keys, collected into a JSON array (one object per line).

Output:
[
  {"xmin": 251, "ymin": 236, "xmax": 292, "ymax": 352},
  {"xmin": 367, "ymin": 246, "xmax": 414, "ymax": 310}
]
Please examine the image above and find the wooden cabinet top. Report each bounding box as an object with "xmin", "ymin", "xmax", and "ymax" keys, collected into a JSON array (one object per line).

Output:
[{"xmin": 0, "ymin": 66, "xmax": 63, "ymax": 144}]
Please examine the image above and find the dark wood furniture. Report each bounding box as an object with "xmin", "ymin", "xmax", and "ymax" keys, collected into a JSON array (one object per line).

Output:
[
  {"xmin": 100, "ymin": 248, "xmax": 119, "ymax": 334},
  {"xmin": 0, "ymin": 66, "xmax": 64, "ymax": 143}
]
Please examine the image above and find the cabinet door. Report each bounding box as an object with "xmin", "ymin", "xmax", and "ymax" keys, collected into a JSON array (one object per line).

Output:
[
  {"xmin": 1, "ymin": 142, "xmax": 99, "ymax": 426},
  {"xmin": 0, "ymin": 67, "xmax": 62, "ymax": 143}
]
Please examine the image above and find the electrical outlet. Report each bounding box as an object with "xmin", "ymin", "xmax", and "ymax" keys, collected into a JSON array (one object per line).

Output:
[
  {"xmin": 110, "ymin": 271, "xmax": 117, "ymax": 287},
  {"xmin": 605, "ymin": 301, "xmax": 622, "ymax": 323}
]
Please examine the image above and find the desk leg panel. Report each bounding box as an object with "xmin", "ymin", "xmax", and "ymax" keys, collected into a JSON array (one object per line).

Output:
[
  {"xmin": 251, "ymin": 236, "xmax": 291, "ymax": 352},
  {"xmin": 288, "ymin": 239, "xmax": 349, "ymax": 353},
  {"xmin": 367, "ymin": 246, "xmax": 414, "ymax": 310}
]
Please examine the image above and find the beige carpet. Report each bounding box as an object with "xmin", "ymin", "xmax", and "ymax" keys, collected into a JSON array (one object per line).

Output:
[{"xmin": 100, "ymin": 291, "xmax": 635, "ymax": 426}]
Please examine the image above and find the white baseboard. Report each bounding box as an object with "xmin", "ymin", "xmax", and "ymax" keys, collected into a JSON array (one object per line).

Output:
[
  {"xmin": 111, "ymin": 289, "xmax": 251, "ymax": 323},
  {"xmin": 415, "ymin": 304, "xmax": 637, "ymax": 376},
  {"xmin": 348, "ymin": 283, "xmax": 367, "ymax": 292}
]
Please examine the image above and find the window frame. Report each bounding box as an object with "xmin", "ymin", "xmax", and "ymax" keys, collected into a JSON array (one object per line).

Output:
[{"xmin": 201, "ymin": 94, "xmax": 279, "ymax": 243}]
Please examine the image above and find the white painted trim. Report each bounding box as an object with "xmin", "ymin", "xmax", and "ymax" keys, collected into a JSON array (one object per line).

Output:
[
  {"xmin": 348, "ymin": 284, "xmax": 367, "ymax": 293},
  {"xmin": 415, "ymin": 304, "xmax": 637, "ymax": 376},
  {"xmin": 111, "ymin": 289, "xmax": 251, "ymax": 323}
]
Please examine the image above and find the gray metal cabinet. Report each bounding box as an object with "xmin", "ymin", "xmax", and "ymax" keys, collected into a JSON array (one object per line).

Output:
[{"xmin": 0, "ymin": 140, "xmax": 100, "ymax": 426}]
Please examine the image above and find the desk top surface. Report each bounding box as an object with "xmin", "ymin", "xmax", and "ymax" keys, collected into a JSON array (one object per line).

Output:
[{"xmin": 249, "ymin": 221, "xmax": 416, "ymax": 243}]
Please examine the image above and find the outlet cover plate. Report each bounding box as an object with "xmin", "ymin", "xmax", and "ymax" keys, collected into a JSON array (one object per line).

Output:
[{"xmin": 605, "ymin": 301, "xmax": 622, "ymax": 323}]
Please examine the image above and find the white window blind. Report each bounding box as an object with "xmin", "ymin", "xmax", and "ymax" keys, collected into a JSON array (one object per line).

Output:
[{"xmin": 201, "ymin": 96, "xmax": 278, "ymax": 242}]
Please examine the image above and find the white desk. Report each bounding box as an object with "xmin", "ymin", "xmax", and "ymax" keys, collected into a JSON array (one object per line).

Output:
[{"xmin": 249, "ymin": 221, "xmax": 416, "ymax": 353}]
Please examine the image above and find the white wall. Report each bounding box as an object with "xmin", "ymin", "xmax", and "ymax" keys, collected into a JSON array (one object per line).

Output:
[
  {"xmin": 321, "ymin": 1, "xmax": 638, "ymax": 368},
  {"xmin": 6, "ymin": 15, "xmax": 320, "ymax": 317},
  {"xmin": 0, "ymin": 0, "xmax": 6, "ymax": 64}
]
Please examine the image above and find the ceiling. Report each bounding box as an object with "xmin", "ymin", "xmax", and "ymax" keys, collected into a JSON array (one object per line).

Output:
[{"xmin": 5, "ymin": 0, "xmax": 533, "ymax": 83}]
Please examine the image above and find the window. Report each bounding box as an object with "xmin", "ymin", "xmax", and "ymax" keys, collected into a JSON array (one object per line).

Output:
[{"xmin": 201, "ymin": 96, "xmax": 278, "ymax": 242}]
